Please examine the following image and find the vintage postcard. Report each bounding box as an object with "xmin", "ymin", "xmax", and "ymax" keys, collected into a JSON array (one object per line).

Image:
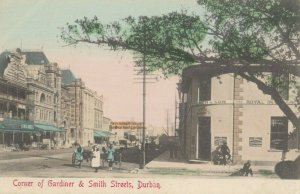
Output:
[{"xmin": 0, "ymin": 0, "xmax": 299, "ymax": 193}]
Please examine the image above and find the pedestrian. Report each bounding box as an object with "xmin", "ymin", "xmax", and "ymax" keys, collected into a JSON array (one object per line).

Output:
[
  {"xmin": 240, "ymin": 160, "xmax": 253, "ymax": 176},
  {"xmin": 74, "ymin": 145, "xmax": 84, "ymax": 168},
  {"xmin": 168, "ymin": 139, "xmax": 175, "ymax": 159},
  {"xmin": 218, "ymin": 142, "xmax": 231, "ymax": 165},
  {"xmin": 174, "ymin": 140, "xmax": 178, "ymax": 159},
  {"xmin": 91, "ymin": 145, "xmax": 101, "ymax": 172},
  {"xmin": 107, "ymin": 144, "xmax": 115, "ymax": 171}
]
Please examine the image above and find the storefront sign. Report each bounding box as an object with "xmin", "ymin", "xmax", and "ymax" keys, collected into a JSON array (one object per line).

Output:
[
  {"xmin": 110, "ymin": 122, "xmax": 143, "ymax": 130},
  {"xmin": 249, "ymin": 137, "xmax": 262, "ymax": 147},
  {"xmin": 214, "ymin": 136, "xmax": 227, "ymax": 146},
  {"xmin": 197, "ymin": 100, "xmax": 296, "ymax": 105}
]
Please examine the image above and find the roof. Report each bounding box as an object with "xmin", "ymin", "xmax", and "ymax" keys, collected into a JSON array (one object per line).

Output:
[
  {"xmin": 22, "ymin": 51, "xmax": 49, "ymax": 65},
  {"xmin": 61, "ymin": 69, "xmax": 76, "ymax": 85},
  {"xmin": 0, "ymin": 51, "xmax": 10, "ymax": 77}
]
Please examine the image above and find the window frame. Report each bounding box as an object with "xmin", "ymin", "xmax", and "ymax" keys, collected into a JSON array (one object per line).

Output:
[{"xmin": 270, "ymin": 116, "xmax": 288, "ymax": 151}]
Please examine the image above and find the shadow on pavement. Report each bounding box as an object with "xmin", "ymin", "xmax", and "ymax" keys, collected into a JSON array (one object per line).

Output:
[{"xmin": 62, "ymin": 164, "xmax": 74, "ymax": 168}]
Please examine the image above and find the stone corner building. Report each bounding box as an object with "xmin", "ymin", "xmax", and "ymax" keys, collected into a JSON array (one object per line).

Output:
[{"xmin": 178, "ymin": 64, "xmax": 300, "ymax": 165}]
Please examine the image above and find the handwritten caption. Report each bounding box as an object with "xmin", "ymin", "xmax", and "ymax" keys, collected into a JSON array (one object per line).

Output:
[{"xmin": 12, "ymin": 179, "xmax": 161, "ymax": 190}]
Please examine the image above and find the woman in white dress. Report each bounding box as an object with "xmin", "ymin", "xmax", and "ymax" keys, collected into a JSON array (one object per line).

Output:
[{"xmin": 91, "ymin": 145, "xmax": 101, "ymax": 172}]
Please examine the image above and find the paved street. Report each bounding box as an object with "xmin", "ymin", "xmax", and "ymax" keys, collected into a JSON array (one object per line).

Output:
[{"xmin": 0, "ymin": 148, "xmax": 280, "ymax": 179}]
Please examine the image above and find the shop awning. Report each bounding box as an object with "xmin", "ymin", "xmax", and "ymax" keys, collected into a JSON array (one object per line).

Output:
[
  {"xmin": 93, "ymin": 130, "xmax": 112, "ymax": 138},
  {"xmin": 0, "ymin": 118, "xmax": 38, "ymax": 133},
  {"xmin": 34, "ymin": 124, "xmax": 65, "ymax": 132}
]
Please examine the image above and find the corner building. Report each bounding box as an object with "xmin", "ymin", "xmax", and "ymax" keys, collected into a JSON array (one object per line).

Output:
[{"xmin": 179, "ymin": 65, "xmax": 300, "ymax": 165}]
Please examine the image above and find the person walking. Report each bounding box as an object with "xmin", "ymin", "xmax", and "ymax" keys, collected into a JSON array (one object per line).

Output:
[
  {"xmin": 91, "ymin": 145, "xmax": 101, "ymax": 172},
  {"xmin": 107, "ymin": 144, "xmax": 115, "ymax": 171},
  {"xmin": 168, "ymin": 139, "xmax": 175, "ymax": 159},
  {"xmin": 74, "ymin": 145, "xmax": 84, "ymax": 168}
]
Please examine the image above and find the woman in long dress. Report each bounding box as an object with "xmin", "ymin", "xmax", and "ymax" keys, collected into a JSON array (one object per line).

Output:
[{"xmin": 91, "ymin": 145, "xmax": 101, "ymax": 172}]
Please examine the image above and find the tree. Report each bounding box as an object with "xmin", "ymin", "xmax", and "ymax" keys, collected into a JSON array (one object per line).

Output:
[{"xmin": 59, "ymin": 0, "xmax": 300, "ymax": 134}]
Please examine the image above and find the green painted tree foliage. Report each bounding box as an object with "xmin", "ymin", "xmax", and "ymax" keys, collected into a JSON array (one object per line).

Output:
[{"xmin": 60, "ymin": 0, "xmax": 300, "ymax": 132}]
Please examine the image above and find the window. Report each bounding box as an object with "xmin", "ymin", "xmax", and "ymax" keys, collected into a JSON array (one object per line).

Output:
[
  {"xmin": 71, "ymin": 128, "xmax": 75, "ymax": 138},
  {"xmin": 198, "ymin": 77, "xmax": 211, "ymax": 101},
  {"xmin": 40, "ymin": 93, "xmax": 46, "ymax": 103},
  {"xmin": 270, "ymin": 117, "xmax": 288, "ymax": 150},
  {"xmin": 272, "ymin": 72, "xmax": 289, "ymax": 100}
]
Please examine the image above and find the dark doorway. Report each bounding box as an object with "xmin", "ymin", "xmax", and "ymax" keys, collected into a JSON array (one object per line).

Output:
[{"xmin": 198, "ymin": 117, "xmax": 211, "ymax": 160}]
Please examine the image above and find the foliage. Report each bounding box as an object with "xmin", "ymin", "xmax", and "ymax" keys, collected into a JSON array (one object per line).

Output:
[
  {"xmin": 60, "ymin": 12, "xmax": 207, "ymax": 75},
  {"xmin": 60, "ymin": 0, "xmax": 300, "ymax": 131}
]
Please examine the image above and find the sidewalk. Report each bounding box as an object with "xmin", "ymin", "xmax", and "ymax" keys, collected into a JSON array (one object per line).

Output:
[{"xmin": 145, "ymin": 150, "xmax": 277, "ymax": 177}]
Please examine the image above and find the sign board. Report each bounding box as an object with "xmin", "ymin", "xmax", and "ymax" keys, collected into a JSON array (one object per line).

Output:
[
  {"xmin": 249, "ymin": 137, "xmax": 262, "ymax": 147},
  {"xmin": 214, "ymin": 136, "xmax": 227, "ymax": 146},
  {"xmin": 110, "ymin": 121, "xmax": 144, "ymax": 130}
]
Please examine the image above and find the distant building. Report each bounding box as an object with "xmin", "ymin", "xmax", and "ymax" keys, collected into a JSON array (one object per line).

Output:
[
  {"xmin": 109, "ymin": 121, "xmax": 143, "ymax": 144},
  {"xmin": 61, "ymin": 69, "xmax": 106, "ymax": 146},
  {"xmin": 179, "ymin": 64, "xmax": 300, "ymax": 165},
  {"xmin": 103, "ymin": 117, "xmax": 111, "ymax": 131}
]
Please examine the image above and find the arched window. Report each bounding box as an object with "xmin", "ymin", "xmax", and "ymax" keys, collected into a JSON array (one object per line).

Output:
[{"xmin": 40, "ymin": 93, "xmax": 46, "ymax": 103}]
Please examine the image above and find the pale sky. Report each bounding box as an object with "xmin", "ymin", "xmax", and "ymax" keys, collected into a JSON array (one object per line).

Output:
[{"xmin": 0, "ymin": 0, "xmax": 202, "ymax": 131}]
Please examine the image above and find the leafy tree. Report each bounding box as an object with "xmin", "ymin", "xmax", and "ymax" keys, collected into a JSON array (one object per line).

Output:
[{"xmin": 60, "ymin": 0, "xmax": 300, "ymax": 134}]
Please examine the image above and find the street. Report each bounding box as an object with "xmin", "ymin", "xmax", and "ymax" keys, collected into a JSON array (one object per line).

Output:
[{"xmin": 0, "ymin": 148, "xmax": 279, "ymax": 179}]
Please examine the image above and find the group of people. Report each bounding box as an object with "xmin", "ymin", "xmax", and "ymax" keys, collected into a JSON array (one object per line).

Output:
[
  {"xmin": 217, "ymin": 142, "xmax": 253, "ymax": 176},
  {"xmin": 74, "ymin": 143, "xmax": 115, "ymax": 172}
]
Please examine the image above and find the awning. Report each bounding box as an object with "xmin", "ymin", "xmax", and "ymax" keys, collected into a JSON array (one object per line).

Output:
[
  {"xmin": 34, "ymin": 124, "xmax": 65, "ymax": 132},
  {"xmin": 0, "ymin": 118, "xmax": 38, "ymax": 133},
  {"xmin": 93, "ymin": 130, "xmax": 112, "ymax": 138}
]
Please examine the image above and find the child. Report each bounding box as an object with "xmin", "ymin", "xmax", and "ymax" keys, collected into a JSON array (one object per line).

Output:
[{"xmin": 107, "ymin": 144, "xmax": 115, "ymax": 171}]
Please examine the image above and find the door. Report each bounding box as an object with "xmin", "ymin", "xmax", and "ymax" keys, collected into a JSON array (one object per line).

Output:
[{"xmin": 198, "ymin": 117, "xmax": 211, "ymax": 160}]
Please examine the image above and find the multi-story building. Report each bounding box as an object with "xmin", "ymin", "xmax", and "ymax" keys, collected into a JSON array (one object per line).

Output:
[
  {"xmin": 103, "ymin": 117, "xmax": 111, "ymax": 131},
  {"xmin": 0, "ymin": 48, "xmax": 109, "ymax": 149},
  {"xmin": 179, "ymin": 64, "xmax": 300, "ymax": 165},
  {"xmin": 61, "ymin": 69, "xmax": 105, "ymax": 146},
  {"xmin": 0, "ymin": 49, "xmax": 64, "ymax": 148}
]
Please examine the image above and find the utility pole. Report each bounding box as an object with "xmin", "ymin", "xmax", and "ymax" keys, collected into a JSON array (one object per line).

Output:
[
  {"xmin": 175, "ymin": 96, "xmax": 177, "ymax": 137},
  {"xmin": 133, "ymin": 54, "xmax": 156, "ymax": 170},
  {"xmin": 166, "ymin": 110, "xmax": 169, "ymax": 136},
  {"xmin": 75, "ymin": 79, "xmax": 77, "ymax": 144},
  {"xmin": 142, "ymin": 54, "xmax": 146, "ymax": 169}
]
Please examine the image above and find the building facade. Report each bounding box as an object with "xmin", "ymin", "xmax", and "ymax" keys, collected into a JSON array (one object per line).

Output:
[
  {"xmin": 179, "ymin": 65, "xmax": 300, "ymax": 165},
  {"xmin": 61, "ymin": 70, "xmax": 105, "ymax": 147},
  {"xmin": 0, "ymin": 49, "xmax": 109, "ymax": 149},
  {"xmin": 0, "ymin": 49, "xmax": 65, "ymax": 149}
]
